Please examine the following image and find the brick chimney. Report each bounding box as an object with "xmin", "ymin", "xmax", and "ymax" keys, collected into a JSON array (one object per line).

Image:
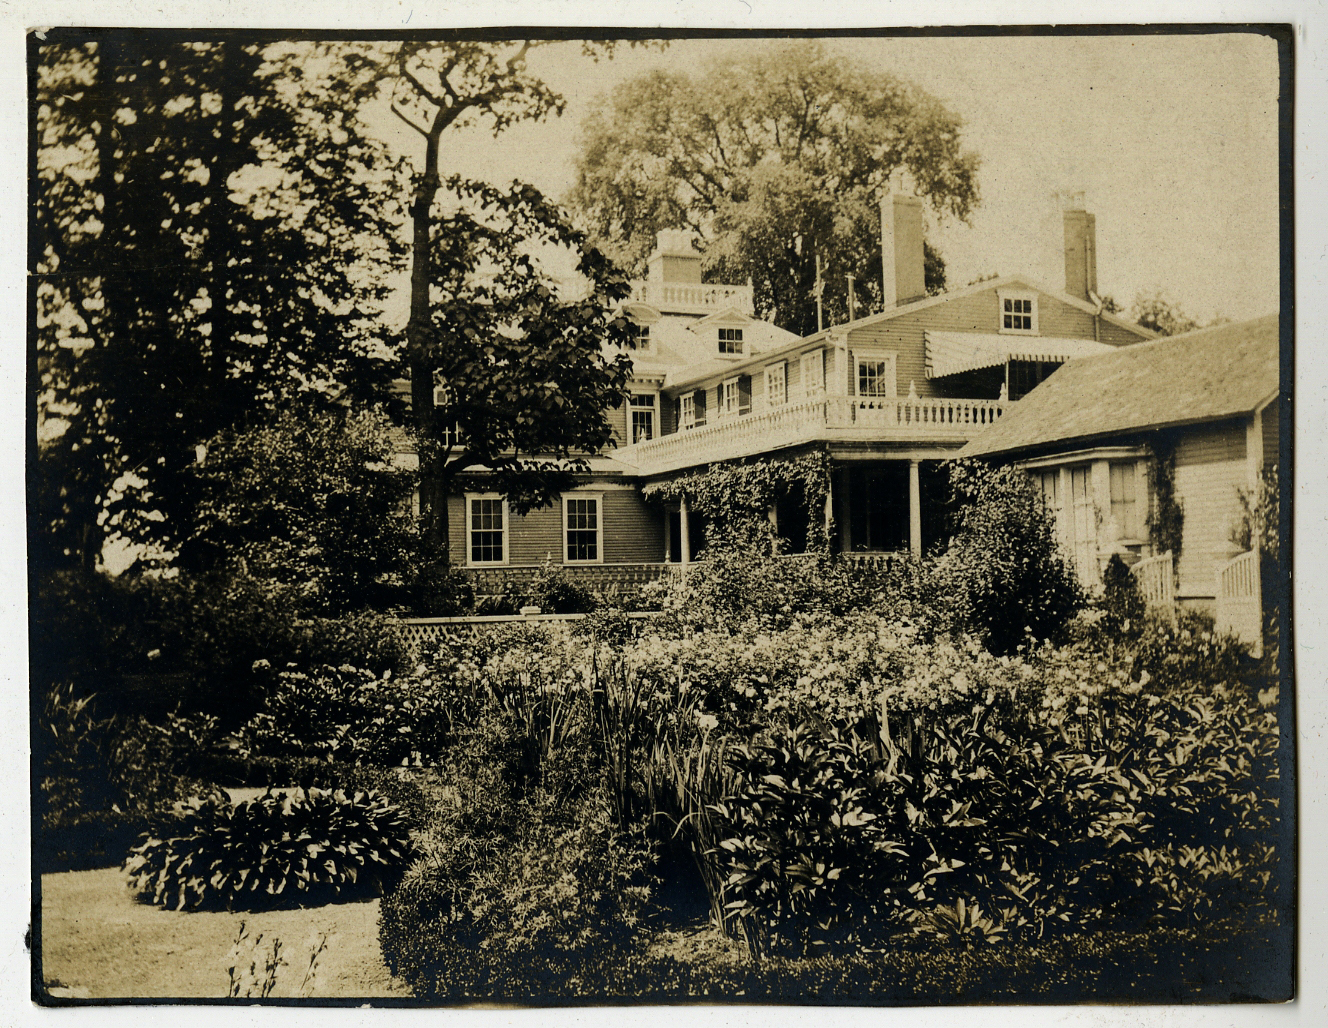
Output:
[
  {"xmin": 880, "ymin": 176, "xmax": 926, "ymax": 307},
  {"xmin": 647, "ymin": 229, "xmax": 703, "ymax": 284},
  {"xmin": 1061, "ymin": 192, "xmax": 1098, "ymax": 301}
]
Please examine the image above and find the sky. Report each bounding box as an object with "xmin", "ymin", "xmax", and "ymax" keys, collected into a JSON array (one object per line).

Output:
[{"xmin": 368, "ymin": 32, "xmax": 1282, "ymax": 326}]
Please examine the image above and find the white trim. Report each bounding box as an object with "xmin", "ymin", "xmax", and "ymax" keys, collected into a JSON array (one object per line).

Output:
[
  {"xmin": 717, "ymin": 326, "xmax": 745, "ymax": 355},
  {"xmin": 801, "ymin": 348, "xmax": 825, "ymax": 397},
  {"xmin": 1015, "ymin": 445, "xmax": 1149, "ymax": 471},
  {"xmin": 852, "ymin": 348, "xmax": 898, "ymax": 399},
  {"xmin": 765, "ymin": 360, "xmax": 787, "ymax": 407},
  {"xmin": 629, "ymin": 390, "xmax": 659, "ymax": 444},
  {"xmin": 680, "ymin": 392, "xmax": 696, "ymax": 429},
  {"xmin": 720, "ymin": 376, "xmax": 740, "ymax": 417},
  {"xmin": 562, "ymin": 492, "xmax": 605, "ymax": 565},
  {"xmin": 464, "ymin": 493, "xmax": 509, "ymax": 567},
  {"xmin": 997, "ymin": 288, "xmax": 1039, "ymax": 335}
]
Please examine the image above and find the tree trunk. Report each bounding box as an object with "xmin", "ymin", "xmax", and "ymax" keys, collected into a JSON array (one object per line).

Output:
[{"xmin": 407, "ymin": 122, "xmax": 449, "ymax": 563}]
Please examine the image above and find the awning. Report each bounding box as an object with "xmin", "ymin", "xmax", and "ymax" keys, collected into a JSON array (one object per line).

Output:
[{"xmin": 924, "ymin": 330, "xmax": 1117, "ymax": 379}]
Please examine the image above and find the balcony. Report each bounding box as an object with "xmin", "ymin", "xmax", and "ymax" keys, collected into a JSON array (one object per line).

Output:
[
  {"xmin": 628, "ymin": 281, "xmax": 754, "ymax": 316},
  {"xmin": 615, "ymin": 395, "xmax": 1008, "ymax": 475}
]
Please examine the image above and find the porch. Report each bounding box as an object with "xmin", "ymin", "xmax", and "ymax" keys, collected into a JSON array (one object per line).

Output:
[{"xmin": 615, "ymin": 394, "xmax": 1008, "ymax": 477}]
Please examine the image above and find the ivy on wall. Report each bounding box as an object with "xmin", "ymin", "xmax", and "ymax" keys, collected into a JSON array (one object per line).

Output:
[
  {"xmin": 641, "ymin": 451, "xmax": 833, "ymax": 554},
  {"xmin": 1146, "ymin": 439, "xmax": 1184, "ymax": 562}
]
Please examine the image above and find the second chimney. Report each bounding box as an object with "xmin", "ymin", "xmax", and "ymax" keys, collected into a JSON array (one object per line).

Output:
[
  {"xmin": 1061, "ymin": 195, "xmax": 1098, "ymax": 301},
  {"xmin": 880, "ymin": 186, "xmax": 926, "ymax": 308}
]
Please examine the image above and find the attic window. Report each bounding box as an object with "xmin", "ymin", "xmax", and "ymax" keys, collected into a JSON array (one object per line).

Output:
[
  {"xmin": 630, "ymin": 321, "xmax": 652, "ymax": 351},
  {"xmin": 718, "ymin": 327, "xmax": 743, "ymax": 354},
  {"xmin": 998, "ymin": 290, "xmax": 1038, "ymax": 335}
]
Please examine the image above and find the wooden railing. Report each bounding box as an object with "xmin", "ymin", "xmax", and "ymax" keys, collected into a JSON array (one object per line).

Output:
[
  {"xmin": 629, "ymin": 281, "xmax": 754, "ymax": 314},
  {"xmin": 617, "ymin": 395, "xmax": 1007, "ymax": 474},
  {"xmin": 1215, "ymin": 549, "xmax": 1262, "ymax": 655},
  {"xmin": 1131, "ymin": 550, "xmax": 1175, "ymax": 610}
]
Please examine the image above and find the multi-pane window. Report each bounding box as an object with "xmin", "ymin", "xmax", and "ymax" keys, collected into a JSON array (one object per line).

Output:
[
  {"xmin": 721, "ymin": 378, "xmax": 739, "ymax": 416},
  {"xmin": 629, "ymin": 393, "xmax": 656, "ymax": 443},
  {"xmin": 630, "ymin": 321, "xmax": 652, "ymax": 351},
  {"xmin": 718, "ymin": 327, "xmax": 743, "ymax": 354},
  {"xmin": 565, "ymin": 496, "xmax": 600, "ymax": 563},
  {"xmin": 1000, "ymin": 291, "xmax": 1037, "ymax": 333},
  {"xmin": 680, "ymin": 393, "xmax": 695, "ymax": 429},
  {"xmin": 766, "ymin": 362, "xmax": 787, "ymax": 407},
  {"xmin": 469, "ymin": 497, "xmax": 505, "ymax": 564},
  {"xmin": 857, "ymin": 358, "xmax": 892, "ymax": 397},
  {"xmin": 802, "ymin": 350, "xmax": 824, "ymax": 396},
  {"xmin": 1110, "ymin": 462, "xmax": 1142, "ymax": 539},
  {"xmin": 433, "ymin": 382, "xmax": 464, "ymax": 449}
]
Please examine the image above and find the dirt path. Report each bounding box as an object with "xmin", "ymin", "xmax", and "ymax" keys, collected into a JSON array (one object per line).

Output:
[{"xmin": 38, "ymin": 867, "xmax": 412, "ymax": 1000}]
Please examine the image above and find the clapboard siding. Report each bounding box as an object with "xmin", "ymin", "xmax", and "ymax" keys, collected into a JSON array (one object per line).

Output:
[
  {"xmin": 603, "ymin": 489, "xmax": 665, "ymax": 563},
  {"xmin": 1172, "ymin": 421, "xmax": 1249, "ymax": 598}
]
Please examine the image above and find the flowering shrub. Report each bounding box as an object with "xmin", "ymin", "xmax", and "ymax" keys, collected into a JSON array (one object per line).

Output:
[{"xmin": 125, "ymin": 787, "xmax": 412, "ymax": 911}]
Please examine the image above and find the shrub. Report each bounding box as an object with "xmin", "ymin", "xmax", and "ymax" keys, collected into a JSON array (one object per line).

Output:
[
  {"xmin": 530, "ymin": 560, "xmax": 597, "ymax": 614},
  {"xmin": 380, "ymin": 781, "xmax": 654, "ymax": 999},
  {"xmin": 1099, "ymin": 553, "xmax": 1147, "ymax": 638},
  {"xmin": 710, "ymin": 722, "xmax": 909, "ymax": 957},
  {"xmin": 942, "ymin": 460, "xmax": 1085, "ymax": 654},
  {"xmin": 1127, "ymin": 610, "xmax": 1250, "ymax": 693},
  {"xmin": 240, "ymin": 664, "xmax": 459, "ymax": 767},
  {"xmin": 124, "ymin": 787, "xmax": 413, "ymax": 911}
]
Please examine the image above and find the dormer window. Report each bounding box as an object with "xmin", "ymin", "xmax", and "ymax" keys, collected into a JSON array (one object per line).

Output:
[
  {"xmin": 998, "ymin": 289, "xmax": 1038, "ymax": 334},
  {"xmin": 718, "ymin": 327, "xmax": 743, "ymax": 354},
  {"xmin": 630, "ymin": 321, "xmax": 652, "ymax": 351}
]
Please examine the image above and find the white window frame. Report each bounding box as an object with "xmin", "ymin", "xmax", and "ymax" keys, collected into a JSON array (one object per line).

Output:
[
  {"xmin": 801, "ymin": 349, "xmax": 825, "ymax": 397},
  {"xmin": 562, "ymin": 492, "xmax": 604, "ymax": 565},
  {"xmin": 629, "ymin": 392, "xmax": 658, "ymax": 443},
  {"xmin": 465, "ymin": 493, "xmax": 508, "ymax": 567},
  {"xmin": 720, "ymin": 377, "xmax": 740, "ymax": 417},
  {"xmin": 766, "ymin": 361, "xmax": 787, "ymax": 407},
  {"xmin": 718, "ymin": 326, "xmax": 744, "ymax": 355},
  {"xmin": 854, "ymin": 349, "xmax": 898, "ymax": 399},
  {"xmin": 680, "ymin": 393, "xmax": 696, "ymax": 429},
  {"xmin": 630, "ymin": 320, "xmax": 653, "ymax": 352},
  {"xmin": 998, "ymin": 288, "xmax": 1039, "ymax": 335}
]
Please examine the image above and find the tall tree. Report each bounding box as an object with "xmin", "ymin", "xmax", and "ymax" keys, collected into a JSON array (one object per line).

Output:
[
  {"xmin": 385, "ymin": 41, "xmax": 640, "ymax": 560},
  {"xmin": 34, "ymin": 36, "xmax": 405, "ymax": 572},
  {"xmin": 567, "ymin": 40, "xmax": 981, "ymax": 335}
]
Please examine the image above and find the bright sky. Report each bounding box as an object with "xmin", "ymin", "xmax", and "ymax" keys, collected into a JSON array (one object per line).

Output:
[{"xmin": 370, "ymin": 32, "xmax": 1281, "ymax": 326}]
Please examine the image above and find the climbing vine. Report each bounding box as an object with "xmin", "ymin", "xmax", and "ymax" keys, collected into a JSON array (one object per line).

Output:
[
  {"xmin": 1146, "ymin": 439, "xmax": 1184, "ymax": 561},
  {"xmin": 641, "ymin": 451, "xmax": 832, "ymax": 555}
]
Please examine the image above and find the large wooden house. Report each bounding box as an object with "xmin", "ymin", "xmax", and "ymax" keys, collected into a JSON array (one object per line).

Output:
[{"xmin": 434, "ymin": 190, "xmax": 1157, "ymax": 593}]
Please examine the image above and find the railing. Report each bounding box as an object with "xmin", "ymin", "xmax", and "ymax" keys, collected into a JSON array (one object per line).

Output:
[
  {"xmin": 1215, "ymin": 549, "xmax": 1262, "ymax": 656},
  {"xmin": 1131, "ymin": 550, "xmax": 1175, "ymax": 610},
  {"xmin": 617, "ymin": 395, "xmax": 1007, "ymax": 474},
  {"xmin": 629, "ymin": 281, "xmax": 754, "ymax": 314}
]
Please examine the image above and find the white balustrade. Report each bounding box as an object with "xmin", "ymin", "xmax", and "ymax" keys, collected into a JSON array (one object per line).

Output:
[
  {"xmin": 629, "ymin": 281, "xmax": 755, "ymax": 314},
  {"xmin": 617, "ymin": 395, "xmax": 1007, "ymax": 474}
]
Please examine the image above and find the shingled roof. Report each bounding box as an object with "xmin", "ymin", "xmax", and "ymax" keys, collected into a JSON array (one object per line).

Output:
[{"xmin": 960, "ymin": 313, "xmax": 1280, "ymax": 459}]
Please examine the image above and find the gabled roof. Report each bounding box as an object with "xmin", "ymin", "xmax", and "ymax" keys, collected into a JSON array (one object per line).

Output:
[
  {"xmin": 959, "ymin": 314, "xmax": 1280, "ymax": 459},
  {"xmin": 799, "ymin": 274, "xmax": 1156, "ymax": 347}
]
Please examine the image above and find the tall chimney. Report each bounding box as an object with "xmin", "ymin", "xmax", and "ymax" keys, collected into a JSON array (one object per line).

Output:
[
  {"xmin": 879, "ymin": 176, "xmax": 926, "ymax": 308},
  {"xmin": 1061, "ymin": 193, "xmax": 1098, "ymax": 301},
  {"xmin": 647, "ymin": 229, "xmax": 703, "ymax": 284}
]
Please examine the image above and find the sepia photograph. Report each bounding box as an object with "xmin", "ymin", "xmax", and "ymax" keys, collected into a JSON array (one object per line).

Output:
[{"xmin": 28, "ymin": 19, "xmax": 1294, "ymax": 1009}]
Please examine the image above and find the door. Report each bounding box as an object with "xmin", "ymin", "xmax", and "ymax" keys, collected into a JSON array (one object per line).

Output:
[{"xmin": 1068, "ymin": 466, "xmax": 1098, "ymax": 583}]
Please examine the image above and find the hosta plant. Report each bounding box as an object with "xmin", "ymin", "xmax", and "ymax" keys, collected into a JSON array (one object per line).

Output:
[{"xmin": 124, "ymin": 788, "xmax": 412, "ymax": 911}]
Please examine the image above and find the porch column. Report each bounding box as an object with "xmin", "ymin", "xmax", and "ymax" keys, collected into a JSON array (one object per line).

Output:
[
  {"xmin": 663, "ymin": 507, "xmax": 672, "ymax": 562},
  {"xmin": 823, "ymin": 474, "xmax": 834, "ymax": 547},
  {"xmin": 908, "ymin": 459, "xmax": 922, "ymax": 556},
  {"xmin": 679, "ymin": 493, "xmax": 691, "ymax": 570}
]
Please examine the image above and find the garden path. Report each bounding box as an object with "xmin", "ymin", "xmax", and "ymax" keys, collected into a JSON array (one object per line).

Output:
[{"xmin": 39, "ymin": 867, "xmax": 411, "ymax": 1000}]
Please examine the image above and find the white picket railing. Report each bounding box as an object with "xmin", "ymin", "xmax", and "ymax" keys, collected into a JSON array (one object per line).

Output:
[
  {"xmin": 618, "ymin": 395, "xmax": 1008, "ymax": 474},
  {"xmin": 1215, "ymin": 549, "xmax": 1262, "ymax": 656},
  {"xmin": 1131, "ymin": 550, "xmax": 1175, "ymax": 610}
]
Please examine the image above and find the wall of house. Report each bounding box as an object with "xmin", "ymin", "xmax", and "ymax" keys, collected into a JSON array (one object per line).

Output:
[
  {"xmin": 448, "ymin": 484, "xmax": 664, "ymax": 568},
  {"xmin": 1172, "ymin": 418, "xmax": 1249, "ymax": 600},
  {"xmin": 1261, "ymin": 400, "xmax": 1280, "ymax": 471},
  {"xmin": 843, "ymin": 287, "xmax": 1144, "ymax": 399}
]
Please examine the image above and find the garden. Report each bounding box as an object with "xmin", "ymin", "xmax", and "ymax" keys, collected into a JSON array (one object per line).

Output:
[{"xmin": 34, "ymin": 464, "xmax": 1290, "ymax": 1003}]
